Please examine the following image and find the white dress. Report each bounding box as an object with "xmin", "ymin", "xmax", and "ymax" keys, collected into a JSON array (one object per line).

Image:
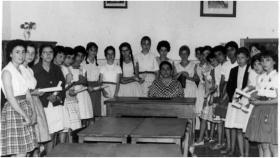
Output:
[
  {"xmin": 70, "ymin": 66, "xmax": 93, "ymax": 120},
  {"xmin": 19, "ymin": 65, "xmax": 51, "ymax": 142},
  {"xmin": 224, "ymin": 65, "xmax": 250, "ymax": 129},
  {"xmin": 134, "ymin": 52, "xmax": 159, "ymax": 97},
  {"xmin": 61, "ymin": 65, "xmax": 82, "ymax": 131},
  {"xmin": 100, "ymin": 63, "xmax": 122, "ymax": 116},
  {"xmin": 175, "ymin": 61, "xmax": 197, "ymax": 98},
  {"xmin": 118, "ymin": 62, "xmax": 143, "ymax": 97}
]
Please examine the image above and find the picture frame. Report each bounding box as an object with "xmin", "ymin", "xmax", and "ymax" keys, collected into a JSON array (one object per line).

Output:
[
  {"xmin": 200, "ymin": 1, "xmax": 236, "ymax": 17},
  {"xmin": 104, "ymin": 1, "xmax": 127, "ymax": 9}
]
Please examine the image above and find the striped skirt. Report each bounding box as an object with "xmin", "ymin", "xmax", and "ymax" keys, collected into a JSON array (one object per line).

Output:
[{"xmin": 1, "ymin": 97, "xmax": 37, "ymax": 156}]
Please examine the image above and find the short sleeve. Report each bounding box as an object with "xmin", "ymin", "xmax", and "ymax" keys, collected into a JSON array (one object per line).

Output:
[
  {"xmin": 116, "ymin": 66, "xmax": 122, "ymax": 74},
  {"xmin": 153, "ymin": 56, "xmax": 159, "ymax": 71},
  {"xmin": 99, "ymin": 67, "xmax": 105, "ymax": 74}
]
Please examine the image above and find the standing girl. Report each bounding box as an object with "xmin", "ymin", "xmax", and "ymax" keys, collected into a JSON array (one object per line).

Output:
[
  {"xmin": 224, "ymin": 47, "xmax": 250, "ymax": 156},
  {"xmin": 175, "ymin": 45, "xmax": 199, "ymax": 98},
  {"xmin": 1, "ymin": 40, "xmax": 37, "ymax": 157},
  {"xmin": 118, "ymin": 42, "xmax": 143, "ymax": 97},
  {"xmin": 246, "ymin": 51, "xmax": 278, "ymax": 157},
  {"xmin": 19, "ymin": 42, "xmax": 50, "ymax": 156},
  {"xmin": 99, "ymin": 46, "xmax": 122, "ymax": 116},
  {"xmin": 70, "ymin": 46, "xmax": 93, "ymax": 127},
  {"xmin": 84, "ymin": 42, "xmax": 101, "ymax": 117},
  {"xmin": 33, "ymin": 45, "xmax": 66, "ymax": 154},
  {"xmin": 134, "ymin": 36, "xmax": 159, "ymax": 96}
]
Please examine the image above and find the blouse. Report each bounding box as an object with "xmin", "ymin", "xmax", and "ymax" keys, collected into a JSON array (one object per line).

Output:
[{"xmin": 148, "ymin": 79, "xmax": 184, "ymax": 98}]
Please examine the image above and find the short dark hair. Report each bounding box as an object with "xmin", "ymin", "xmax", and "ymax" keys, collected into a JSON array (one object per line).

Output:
[
  {"xmin": 206, "ymin": 52, "xmax": 216, "ymax": 63},
  {"xmin": 157, "ymin": 40, "xmax": 171, "ymax": 52},
  {"xmin": 86, "ymin": 42, "xmax": 98, "ymax": 52},
  {"xmin": 212, "ymin": 45, "xmax": 226, "ymax": 55},
  {"xmin": 202, "ymin": 45, "xmax": 212, "ymax": 53},
  {"xmin": 225, "ymin": 41, "xmax": 238, "ymax": 51},
  {"xmin": 6, "ymin": 39, "xmax": 26, "ymax": 62},
  {"xmin": 141, "ymin": 36, "xmax": 151, "ymax": 44},
  {"xmin": 159, "ymin": 61, "xmax": 173, "ymax": 71},
  {"xmin": 195, "ymin": 47, "xmax": 203, "ymax": 54},
  {"xmin": 54, "ymin": 45, "xmax": 65, "ymax": 57},
  {"xmin": 73, "ymin": 45, "xmax": 86, "ymax": 57},
  {"xmin": 260, "ymin": 50, "xmax": 278, "ymax": 71},
  {"xmin": 236, "ymin": 47, "xmax": 250, "ymax": 58},
  {"xmin": 250, "ymin": 53, "xmax": 262, "ymax": 69},
  {"xmin": 179, "ymin": 45, "xmax": 190, "ymax": 56},
  {"xmin": 39, "ymin": 44, "xmax": 54, "ymax": 56},
  {"xmin": 104, "ymin": 46, "xmax": 115, "ymax": 57},
  {"xmin": 64, "ymin": 47, "xmax": 74, "ymax": 56},
  {"xmin": 25, "ymin": 41, "xmax": 37, "ymax": 67}
]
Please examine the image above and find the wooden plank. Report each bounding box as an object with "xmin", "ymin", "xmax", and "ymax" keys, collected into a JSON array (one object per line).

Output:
[
  {"xmin": 78, "ymin": 117, "xmax": 144, "ymax": 143},
  {"xmin": 131, "ymin": 118, "xmax": 187, "ymax": 139},
  {"xmin": 107, "ymin": 102, "xmax": 195, "ymax": 118},
  {"xmin": 105, "ymin": 97, "xmax": 196, "ymax": 104},
  {"xmin": 47, "ymin": 143, "xmax": 182, "ymax": 157}
]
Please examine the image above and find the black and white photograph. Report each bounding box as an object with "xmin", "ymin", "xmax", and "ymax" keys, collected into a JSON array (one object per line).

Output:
[{"xmin": 0, "ymin": 0, "xmax": 279, "ymax": 157}]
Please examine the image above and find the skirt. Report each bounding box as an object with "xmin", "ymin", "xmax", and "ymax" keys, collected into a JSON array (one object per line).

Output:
[
  {"xmin": 32, "ymin": 96, "xmax": 51, "ymax": 143},
  {"xmin": 76, "ymin": 85, "xmax": 93, "ymax": 120},
  {"xmin": 224, "ymin": 103, "xmax": 254, "ymax": 130},
  {"xmin": 44, "ymin": 103, "xmax": 64, "ymax": 134},
  {"xmin": 184, "ymin": 81, "xmax": 197, "ymax": 98},
  {"xmin": 88, "ymin": 81, "xmax": 102, "ymax": 117},
  {"xmin": 118, "ymin": 82, "xmax": 143, "ymax": 97},
  {"xmin": 139, "ymin": 73, "xmax": 156, "ymax": 97},
  {"xmin": 1, "ymin": 97, "xmax": 37, "ymax": 156},
  {"xmin": 245, "ymin": 104, "xmax": 277, "ymax": 144},
  {"xmin": 63, "ymin": 96, "xmax": 82, "ymax": 131}
]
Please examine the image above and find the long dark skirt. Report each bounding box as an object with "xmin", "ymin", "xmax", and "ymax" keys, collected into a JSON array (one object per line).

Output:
[{"xmin": 88, "ymin": 81, "xmax": 102, "ymax": 117}]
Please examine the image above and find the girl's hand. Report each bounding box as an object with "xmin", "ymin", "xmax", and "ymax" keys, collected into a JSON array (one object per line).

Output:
[
  {"xmin": 102, "ymin": 89, "xmax": 109, "ymax": 98},
  {"xmin": 30, "ymin": 89, "xmax": 45, "ymax": 96},
  {"xmin": 23, "ymin": 115, "xmax": 31, "ymax": 126},
  {"xmin": 69, "ymin": 89, "xmax": 77, "ymax": 96},
  {"xmin": 250, "ymin": 99, "xmax": 261, "ymax": 105},
  {"xmin": 182, "ymin": 71, "xmax": 189, "ymax": 78},
  {"xmin": 31, "ymin": 113, "xmax": 37, "ymax": 125},
  {"xmin": 138, "ymin": 78, "xmax": 145, "ymax": 84}
]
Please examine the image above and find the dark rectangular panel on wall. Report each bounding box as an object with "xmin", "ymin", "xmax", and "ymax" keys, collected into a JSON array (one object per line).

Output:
[{"xmin": 240, "ymin": 38, "xmax": 278, "ymax": 54}]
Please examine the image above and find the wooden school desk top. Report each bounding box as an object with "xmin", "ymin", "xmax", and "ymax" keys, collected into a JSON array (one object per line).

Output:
[
  {"xmin": 104, "ymin": 97, "xmax": 196, "ymax": 105},
  {"xmin": 130, "ymin": 118, "xmax": 188, "ymax": 139},
  {"xmin": 105, "ymin": 97, "xmax": 196, "ymax": 119},
  {"xmin": 78, "ymin": 117, "xmax": 144, "ymax": 138},
  {"xmin": 47, "ymin": 143, "xmax": 182, "ymax": 157}
]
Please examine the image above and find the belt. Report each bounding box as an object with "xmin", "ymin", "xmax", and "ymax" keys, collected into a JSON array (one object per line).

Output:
[
  {"xmin": 15, "ymin": 95, "xmax": 26, "ymax": 100},
  {"xmin": 139, "ymin": 71, "xmax": 155, "ymax": 74},
  {"xmin": 102, "ymin": 82, "xmax": 117, "ymax": 85}
]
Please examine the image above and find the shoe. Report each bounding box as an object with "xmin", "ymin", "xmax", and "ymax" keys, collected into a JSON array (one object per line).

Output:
[
  {"xmin": 210, "ymin": 143, "xmax": 223, "ymax": 150},
  {"xmin": 193, "ymin": 141, "xmax": 204, "ymax": 146},
  {"xmin": 220, "ymin": 148, "xmax": 230, "ymax": 154},
  {"xmin": 208, "ymin": 138, "xmax": 215, "ymax": 143}
]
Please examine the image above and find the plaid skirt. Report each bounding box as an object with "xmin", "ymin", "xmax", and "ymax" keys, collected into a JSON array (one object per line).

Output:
[{"xmin": 1, "ymin": 97, "xmax": 37, "ymax": 156}]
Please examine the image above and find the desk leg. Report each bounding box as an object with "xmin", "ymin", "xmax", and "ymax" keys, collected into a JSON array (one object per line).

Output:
[
  {"xmin": 78, "ymin": 136, "xmax": 84, "ymax": 143},
  {"xmin": 122, "ymin": 137, "xmax": 127, "ymax": 144},
  {"xmin": 131, "ymin": 138, "xmax": 137, "ymax": 144}
]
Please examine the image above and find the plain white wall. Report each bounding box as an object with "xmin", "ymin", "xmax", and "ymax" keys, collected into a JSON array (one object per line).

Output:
[{"xmin": 2, "ymin": 1, "xmax": 278, "ymax": 60}]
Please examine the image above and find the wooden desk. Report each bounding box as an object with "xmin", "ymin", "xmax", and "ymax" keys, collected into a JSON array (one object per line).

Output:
[
  {"xmin": 47, "ymin": 143, "xmax": 182, "ymax": 157},
  {"xmin": 130, "ymin": 118, "xmax": 188, "ymax": 145},
  {"xmin": 105, "ymin": 97, "xmax": 196, "ymax": 119},
  {"xmin": 78, "ymin": 117, "xmax": 144, "ymax": 143}
]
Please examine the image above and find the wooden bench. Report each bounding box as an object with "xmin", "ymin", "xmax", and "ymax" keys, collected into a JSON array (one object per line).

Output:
[
  {"xmin": 78, "ymin": 117, "xmax": 144, "ymax": 143},
  {"xmin": 47, "ymin": 143, "xmax": 182, "ymax": 157},
  {"xmin": 130, "ymin": 118, "xmax": 188, "ymax": 145}
]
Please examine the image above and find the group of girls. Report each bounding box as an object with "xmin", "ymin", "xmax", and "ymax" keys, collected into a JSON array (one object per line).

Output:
[
  {"xmin": 1, "ymin": 37, "xmax": 277, "ymax": 157},
  {"xmin": 192, "ymin": 42, "xmax": 278, "ymax": 157}
]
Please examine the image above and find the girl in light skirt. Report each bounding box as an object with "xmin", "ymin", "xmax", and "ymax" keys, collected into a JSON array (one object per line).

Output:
[{"xmin": 118, "ymin": 42, "xmax": 143, "ymax": 97}]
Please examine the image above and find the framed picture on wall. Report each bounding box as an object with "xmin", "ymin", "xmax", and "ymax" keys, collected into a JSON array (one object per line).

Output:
[
  {"xmin": 200, "ymin": 1, "xmax": 236, "ymax": 17},
  {"xmin": 104, "ymin": 1, "xmax": 127, "ymax": 9}
]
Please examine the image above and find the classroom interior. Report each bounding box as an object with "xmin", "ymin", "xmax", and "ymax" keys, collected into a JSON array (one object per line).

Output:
[{"xmin": 1, "ymin": 1, "xmax": 279, "ymax": 157}]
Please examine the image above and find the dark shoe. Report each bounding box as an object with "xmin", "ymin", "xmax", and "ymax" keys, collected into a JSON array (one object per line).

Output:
[
  {"xmin": 210, "ymin": 143, "xmax": 223, "ymax": 150},
  {"xmin": 220, "ymin": 148, "xmax": 231, "ymax": 154}
]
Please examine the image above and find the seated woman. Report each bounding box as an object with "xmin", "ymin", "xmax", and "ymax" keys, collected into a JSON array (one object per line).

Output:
[{"xmin": 148, "ymin": 61, "xmax": 184, "ymax": 98}]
